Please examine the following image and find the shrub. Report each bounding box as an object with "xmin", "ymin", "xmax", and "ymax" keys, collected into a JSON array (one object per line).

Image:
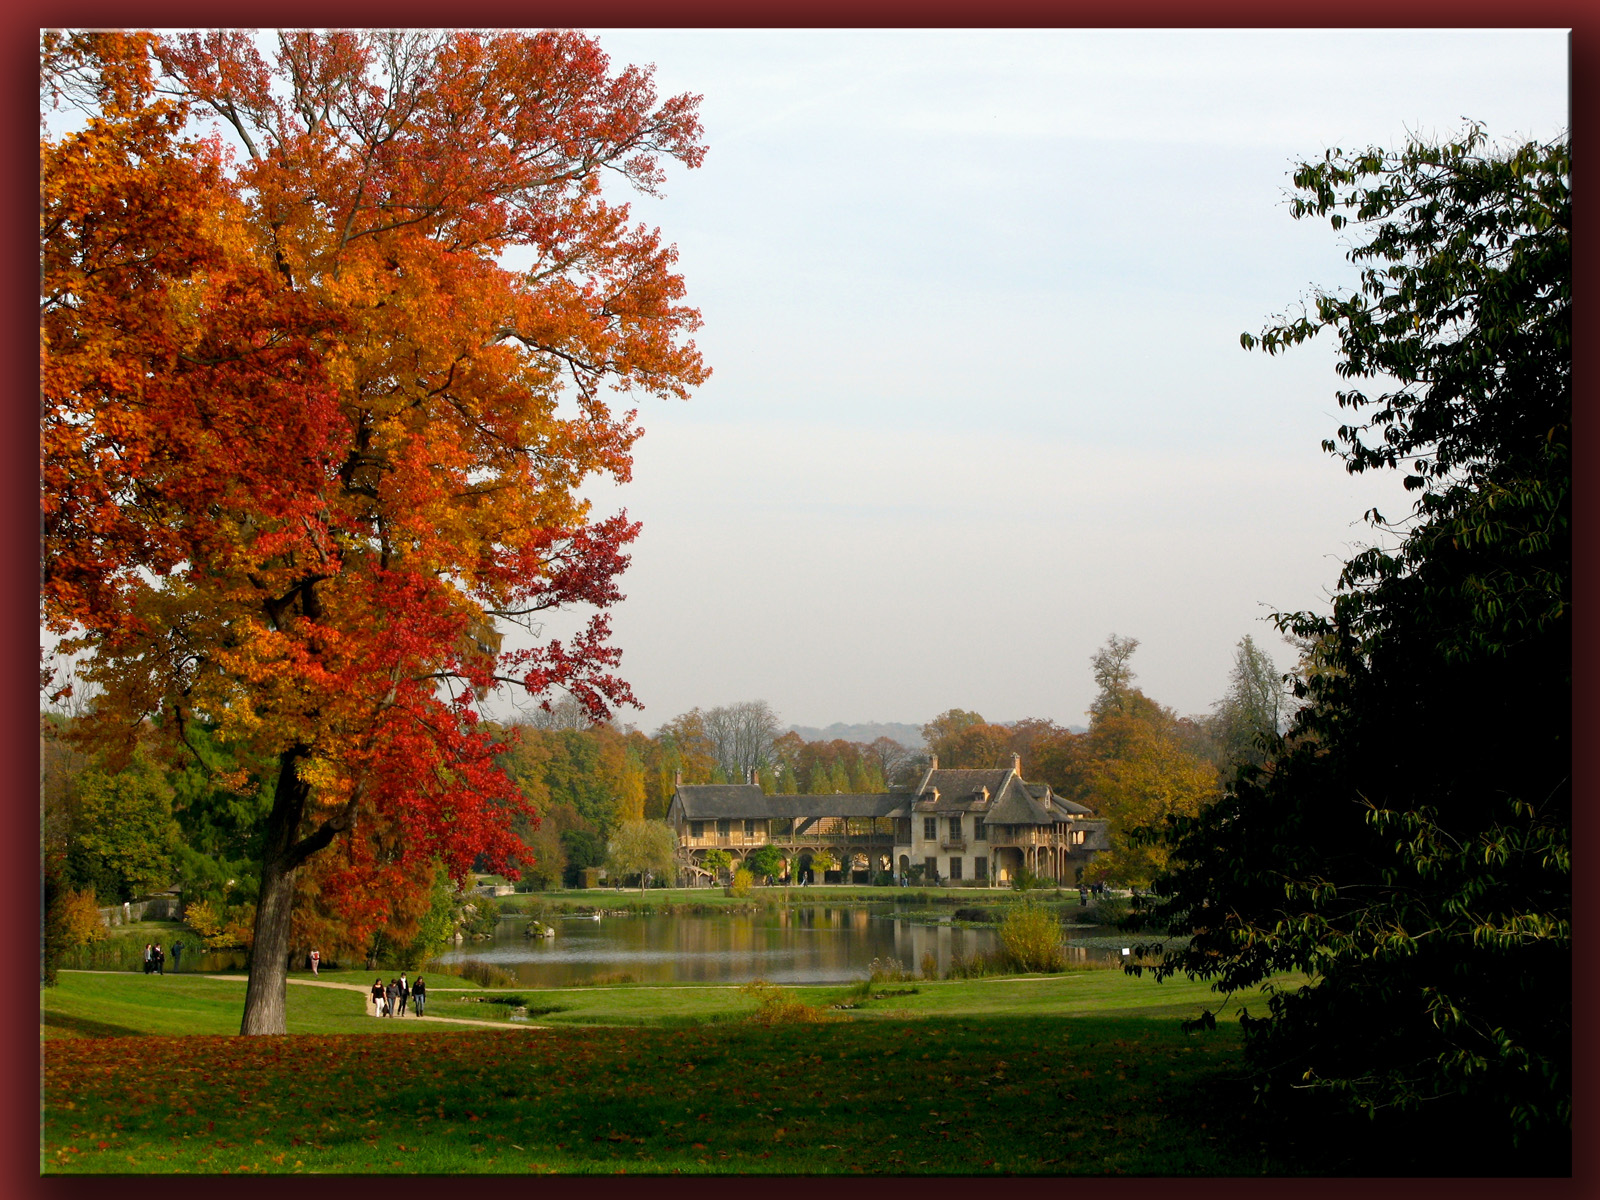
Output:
[
  {"xmin": 443, "ymin": 957, "xmax": 518, "ymax": 989},
  {"xmin": 742, "ymin": 979, "xmax": 829, "ymax": 1025},
  {"xmin": 1089, "ymin": 896, "xmax": 1129, "ymax": 927},
  {"xmin": 998, "ymin": 902, "xmax": 1067, "ymax": 973},
  {"xmin": 725, "ymin": 868, "xmax": 753, "ymax": 898},
  {"xmin": 55, "ymin": 887, "xmax": 108, "ymax": 949},
  {"xmin": 867, "ymin": 956, "xmax": 914, "ymax": 984},
  {"xmin": 1010, "ymin": 865, "xmax": 1045, "ymax": 892},
  {"xmin": 920, "ymin": 951, "xmax": 939, "ymax": 980},
  {"xmin": 184, "ymin": 898, "xmax": 254, "ymax": 950},
  {"xmin": 945, "ymin": 949, "xmax": 1007, "ymax": 979}
]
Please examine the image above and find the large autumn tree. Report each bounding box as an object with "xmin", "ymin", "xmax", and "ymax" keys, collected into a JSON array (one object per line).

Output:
[{"xmin": 40, "ymin": 30, "xmax": 708, "ymax": 1033}]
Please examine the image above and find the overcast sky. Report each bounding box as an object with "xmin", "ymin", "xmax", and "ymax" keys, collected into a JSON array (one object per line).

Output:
[
  {"xmin": 506, "ymin": 27, "xmax": 1567, "ymax": 736},
  {"xmin": 501, "ymin": 27, "xmax": 1570, "ymax": 736},
  {"xmin": 45, "ymin": 29, "xmax": 1569, "ymax": 738}
]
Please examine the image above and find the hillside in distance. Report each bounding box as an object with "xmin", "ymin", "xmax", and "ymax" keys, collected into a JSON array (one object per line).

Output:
[{"xmin": 787, "ymin": 721, "xmax": 927, "ymax": 748}]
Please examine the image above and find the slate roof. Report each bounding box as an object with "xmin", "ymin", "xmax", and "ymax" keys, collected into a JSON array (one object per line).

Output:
[
  {"xmin": 1026, "ymin": 782, "xmax": 1095, "ymax": 817},
  {"xmin": 671, "ymin": 786, "xmax": 910, "ymax": 821},
  {"xmin": 669, "ymin": 773, "xmax": 1097, "ymax": 828},
  {"xmin": 671, "ymin": 785, "xmax": 774, "ymax": 820},
  {"xmin": 915, "ymin": 768, "xmax": 1014, "ymax": 807}
]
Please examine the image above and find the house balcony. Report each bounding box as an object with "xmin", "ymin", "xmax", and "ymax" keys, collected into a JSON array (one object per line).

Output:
[
  {"xmin": 681, "ymin": 833, "xmax": 770, "ymax": 848},
  {"xmin": 940, "ymin": 838, "xmax": 967, "ymax": 852},
  {"xmin": 991, "ymin": 830, "xmax": 1064, "ymax": 849},
  {"xmin": 680, "ymin": 831, "xmax": 899, "ymax": 850}
]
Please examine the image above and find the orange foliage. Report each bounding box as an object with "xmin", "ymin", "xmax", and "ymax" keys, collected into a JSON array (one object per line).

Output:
[{"xmin": 41, "ymin": 32, "xmax": 708, "ymax": 910}]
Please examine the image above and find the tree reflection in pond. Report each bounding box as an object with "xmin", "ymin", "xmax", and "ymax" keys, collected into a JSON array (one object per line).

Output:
[{"xmin": 432, "ymin": 905, "xmax": 1117, "ymax": 986}]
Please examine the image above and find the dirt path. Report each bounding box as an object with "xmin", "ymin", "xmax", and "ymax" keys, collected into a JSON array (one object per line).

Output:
[
  {"xmin": 58, "ymin": 970, "xmax": 537, "ymax": 1030},
  {"xmin": 194, "ymin": 974, "xmax": 542, "ymax": 1029}
]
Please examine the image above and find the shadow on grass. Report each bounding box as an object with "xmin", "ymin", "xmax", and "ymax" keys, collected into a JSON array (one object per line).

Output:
[{"xmin": 41, "ymin": 1011, "xmax": 147, "ymax": 1039}]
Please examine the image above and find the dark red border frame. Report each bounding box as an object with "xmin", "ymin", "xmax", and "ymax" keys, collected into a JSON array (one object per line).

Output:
[{"xmin": 14, "ymin": 7, "xmax": 1592, "ymax": 1200}]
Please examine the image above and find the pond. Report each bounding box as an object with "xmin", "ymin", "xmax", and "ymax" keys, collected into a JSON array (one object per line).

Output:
[{"xmin": 431, "ymin": 905, "xmax": 1123, "ymax": 987}]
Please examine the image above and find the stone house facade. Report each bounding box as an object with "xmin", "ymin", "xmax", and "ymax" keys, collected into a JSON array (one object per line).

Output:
[{"xmin": 665, "ymin": 755, "xmax": 1109, "ymax": 886}]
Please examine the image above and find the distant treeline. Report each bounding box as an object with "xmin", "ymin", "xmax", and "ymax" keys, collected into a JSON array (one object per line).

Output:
[{"xmin": 39, "ymin": 632, "xmax": 1298, "ymax": 941}]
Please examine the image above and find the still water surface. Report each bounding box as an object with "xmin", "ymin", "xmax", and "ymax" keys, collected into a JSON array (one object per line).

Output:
[{"xmin": 432, "ymin": 905, "xmax": 1118, "ymax": 987}]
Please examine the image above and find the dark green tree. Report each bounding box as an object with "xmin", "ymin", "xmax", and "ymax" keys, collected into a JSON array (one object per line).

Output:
[
  {"xmin": 1134, "ymin": 125, "xmax": 1569, "ymax": 1169},
  {"xmin": 559, "ymin": 829, "xmax": 607, "ymax": 887},
  {"xmin": 745, "ymin": 843, "xmax": 784, "ymax": 883},
  {"xmin": 67, "ymin": 757, "xmax": 182, "ymax": 903}
]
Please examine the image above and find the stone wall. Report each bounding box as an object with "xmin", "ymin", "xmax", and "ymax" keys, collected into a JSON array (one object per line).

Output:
[{"xmin": 96, "ymin": 894, "xmax": 184, "ymax": 927}]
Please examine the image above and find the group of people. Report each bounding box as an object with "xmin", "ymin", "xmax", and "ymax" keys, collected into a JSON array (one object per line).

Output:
[
  {"xmin": 371, "ymin": 973, "xmax": 426, "ymax": 1018},
  {"xmin": 142, "ymin": 942, "xmax": 179, "ymax": 974},
  {"xmin": 1078, "ymin": 881, "xmax": 1110, "ymax": 905}
]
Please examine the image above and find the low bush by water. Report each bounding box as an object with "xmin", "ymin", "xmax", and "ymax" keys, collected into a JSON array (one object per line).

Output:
[{"xmin": 997, "ymin": 903, "xmax": 1068, "ymax": 973}]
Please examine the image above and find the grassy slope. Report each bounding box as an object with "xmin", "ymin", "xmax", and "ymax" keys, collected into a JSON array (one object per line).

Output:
[
  {"xmin": 44, "ymin": 970, "xmax": 1492, "ymax": 1176},
  {"xmin": 43, "ymin": 1017, "xmax": 1277, "ymax": 1175},
  {"xmin": 44, "ymin": 966, "xmax": 1296, "ymax": 1035},
  {"xmin": 41, "ymin": 973, "xmax": 488, "ymax": 1039}
]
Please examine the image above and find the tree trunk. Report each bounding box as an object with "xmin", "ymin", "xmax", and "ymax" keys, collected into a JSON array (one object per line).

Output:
[
  {"xmin": 240, "ymin": 745, "xmax": 352, "ymax": 1035},
  {"xmin": 240, "ymin": 854, "xmax": 298, "ymax": 1035}
]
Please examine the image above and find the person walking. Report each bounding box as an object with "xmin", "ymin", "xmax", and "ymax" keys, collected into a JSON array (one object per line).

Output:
[
  {"xmin": 386, "ymin": 978, "xmax": 400, "ymax": 1018},
  {"xmin": 371, "ymin": 977, "xmax": 386, "ymax": 1017},
  {"xmin": 171, "ymin": 939, "xmax": 183, "ymax": 971},
  {"xmin": 397, "ymin": 973, "xmax": 409, "ymax": 1017},
  {"xmin": 153, "ymin": 944, "xmax": 165, "ymax": 975},
  {"xmin": 411, "ymin": 977, "xmax": 426, "ymax": 1018},
  {"xmin": 143, "ymin": 944, "xmax": 153, "ymax": 974},
  {"xmin": 310, "ymin": 948, "xmax": 320, "ymax": 977}
]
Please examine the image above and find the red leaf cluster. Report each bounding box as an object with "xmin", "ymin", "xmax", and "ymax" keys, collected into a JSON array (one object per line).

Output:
[{"xmin": 41, "ymin": 31, "xmax": 706, "ymax": 897}]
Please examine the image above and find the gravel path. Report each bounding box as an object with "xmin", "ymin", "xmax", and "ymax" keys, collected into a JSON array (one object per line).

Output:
[{"xmin": 58, "ymin": 970, "xmax": 538, "ymax": 1030}]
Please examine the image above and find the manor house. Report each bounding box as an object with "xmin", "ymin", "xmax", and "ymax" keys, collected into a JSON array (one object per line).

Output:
[{"xmin": 666, "ymin": 756, "xmax": 1110, "ymax": 886}]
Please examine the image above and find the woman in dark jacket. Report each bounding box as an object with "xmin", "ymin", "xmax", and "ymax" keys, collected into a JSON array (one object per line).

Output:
[
  {"xmin": 411, "ymin": 977, "xmax": 426, "ymax": 1017},
  {"xmin": 370, "ymin": 977, "xmax": 386, "ymax": 1017}
]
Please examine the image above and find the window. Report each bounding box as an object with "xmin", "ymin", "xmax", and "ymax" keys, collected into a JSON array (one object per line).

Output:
[
  {"xmin": 690, "ymin": 821, "xmax": 704, "ymax": 839},
  {"xmin": 744, "ymin": 819, "xmax": 758, "ymax": 837},
  {"xmin": 948, "ymin": 856, "xmax": 962, "ymax": 880},
  {"xmin": 897, "ymin": 818, "xmax": 912, "ymax": 841},
  {"xmin": 948, "ymin": 815, "xmax": 962, "ymax": 840},
  {"xmin": 1071, "ymin": 828, "xmax": 1087, "ymax": 846},
  {"xmin": 925, "ymin": 856, "xmax": 939, "ymax": 880},
  {"xmin": 716, "ymin": 819, "xmax": 730, "ymax": 837},
  {"xmin": 923, "ymin": 817, "xmax": 938, "ymax": 841},
  {"xmin": 974, "ymin": 819, "xmax": 987, "ymax": 842},
  {"xmin": 974, "ymin": 856, "xmax": 988, "ymax": 880}
]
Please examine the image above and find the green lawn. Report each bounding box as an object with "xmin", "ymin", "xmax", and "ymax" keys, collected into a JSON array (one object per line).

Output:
[
  {"xmin": 43, "ymin": 1014, "xmax": 1283, "ymax": 1174},
  {"xmin": 44, "ymin": 968, "xmax": 1483, "ymax": 1175},
  {"xmin": 44, "ymin": 966, "xmax": 1296, "ymax": 1035},
  {"xmin": 41, "ymin": 972, "xmax": 496, "ymax": 1039},
  {"xmin": 422, "ymin": 968, "xmax": 1299, "ymax": 1027}
]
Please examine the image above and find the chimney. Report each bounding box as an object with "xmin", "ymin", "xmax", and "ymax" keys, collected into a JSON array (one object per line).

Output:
[
  {"xmin": 748, "ymin": 767, "xmax": 757, "ymax": 786},
  {"xmin": 674, "ymin": 769, "xmax": 682, "ymax": 788},
  {"xmin": 930, "ymin": 754, "xmax": 938, "ymax": 771},
  {"xmin": 1012, "ymin": 753, "xmax": 1022, "ymax": 776}
]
